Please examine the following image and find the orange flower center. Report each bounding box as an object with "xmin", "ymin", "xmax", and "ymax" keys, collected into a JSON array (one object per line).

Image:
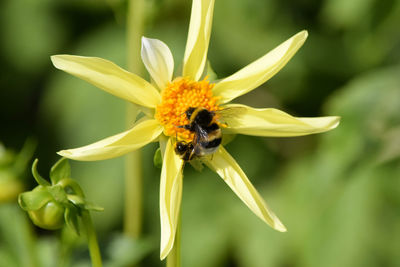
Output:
[{"xmin": 155, "ymin": 77, "xmax": 220, "ymax": 141}]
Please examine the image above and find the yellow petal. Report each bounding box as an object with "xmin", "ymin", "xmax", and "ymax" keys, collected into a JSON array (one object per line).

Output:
[
  {"xmin": 206, "ymin": 146, "xmax": 286, "ymax": 232},
  {"xmin": 182, "ymin": 0, "xmax": 215, "ymax": 81},
  {"xmin": 160, "ymin": 138, "xmax": 184, "ymax": 260},
  {"xmin": 141, "ymin": 37, "xmax": 174, "ymax": 90},
  {"xmin": 213, "ymin": 31, "xmax": 308, "ymax": 104},
  {"xmin": 223, "ymin": 104, "xmax": 340, "ymax": 137},
  {"xmin": 51, "ymin": 55, "xmax": 161, "ymax": 108},
  {"xmin": 57, "ymin": 119, "xmax": 163, "ymax": 161}
]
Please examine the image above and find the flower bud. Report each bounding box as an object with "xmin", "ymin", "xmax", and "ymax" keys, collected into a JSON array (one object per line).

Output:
[
  {"xmin": 27, "ymin": 200, "xmax": 65, "ymax": 230},
  {"xmin": 0, "ymin": 170, "xmax": 24, "ymax": 202},
  {"xmin": 19, "ymin": 158, "xmax": 102, "ymax": 234}
]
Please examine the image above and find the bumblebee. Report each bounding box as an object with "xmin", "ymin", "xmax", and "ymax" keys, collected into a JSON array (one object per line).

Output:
[
  {"xmin": 174, "ymin": 107, "xmax": 222, "ymax": 161},
  {"xmin": 174, "ymin": 141, "xmax": 195, "ymax": 161}
]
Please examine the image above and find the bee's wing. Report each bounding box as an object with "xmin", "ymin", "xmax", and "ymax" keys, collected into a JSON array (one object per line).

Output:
[
  {"xmin": 193, "ymin": 124, "xmax": 209, "ymax": 145},
  {"xmin": 216, "ymin": 106, "xmax": 247, "ymax": 125}
]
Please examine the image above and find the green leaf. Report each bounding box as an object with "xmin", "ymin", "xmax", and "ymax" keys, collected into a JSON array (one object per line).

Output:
[
  {"xmin": 18, "ymin": 189, "xmax": 52, "ymax": 211},
  {"xmin": 0, "ymin": 143, "xmax": 15, "ymax": 167},
  {"xmin": 50, "ymin": 158, "xmax": 71, "ymax": 184},
  {"xmin": 153, "ymin": 147, "xmax": 162, "ymax": 169},
  {"xmin": 31, "ymin": 159, "xmax": 50, "ymax": 186},
  {"xmin": 13, "ymin": 138, "xmax": 36, "ymax": 177}
]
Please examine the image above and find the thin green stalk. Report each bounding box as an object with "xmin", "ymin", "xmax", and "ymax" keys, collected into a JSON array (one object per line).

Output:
[
  {"xmin": 124, "ymin": 0, "xmax": 146, "ymax": 238},
  {"xmin": 82, "ymin": 211, "xmax": 102, "ymax": 267},
  {"xmin": 166, "ymin": 215, "xmax": 181, "ymax": 267},
  {"xmin": 59, "ymin": 227, "xmax": 75, "ymax": 267}
]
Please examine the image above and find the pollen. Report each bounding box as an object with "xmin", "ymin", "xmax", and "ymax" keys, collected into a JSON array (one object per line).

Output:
[{"xmin": 155, "ymin": 77, "xmax": 220, "ymax": 141}]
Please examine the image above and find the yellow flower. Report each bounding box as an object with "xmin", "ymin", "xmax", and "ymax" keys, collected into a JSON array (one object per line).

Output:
[{"xmin": 51, "ymin": 0, "xmax": 340, "ymax": 260}]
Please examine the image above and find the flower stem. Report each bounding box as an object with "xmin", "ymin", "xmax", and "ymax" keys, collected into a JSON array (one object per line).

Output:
[
  {"xmin": 81, "ymin": 210, "xmax": 102, "ymax": 267},
  {"xmin": 124, "ymin": 145, "xmax": 143, "ymax": 238},
  {"xmin": 166, "ymin": 215, "xmax": 181, "ymax": 267},
  {"xmin": 124, "ymin": 0, "xmax": 146, "ymax": 238}
]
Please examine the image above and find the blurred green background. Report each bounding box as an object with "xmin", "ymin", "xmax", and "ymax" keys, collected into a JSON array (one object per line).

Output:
[{"xmin": 1, "ymin": 0, "xmax": 400, "ymax": 266}]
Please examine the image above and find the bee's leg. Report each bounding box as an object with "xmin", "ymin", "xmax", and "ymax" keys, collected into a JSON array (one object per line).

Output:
[
  {"xmin": 219, "ymin": 122, "xmax": 228, "ymax": 128},
  {"xmin": 188, "ymin": 144, "xmax": 196, "ymax": 161},
  {"xmin": 177, "ymin": 124, "xmax": 192, "ymax": 131}
]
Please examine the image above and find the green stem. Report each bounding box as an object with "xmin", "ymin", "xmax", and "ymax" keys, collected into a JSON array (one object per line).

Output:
[
  {"xmin": 124, "ymin": 0, "xmax": 146, "ymax": 239},
  {"xmin": 166, "ymin": 215, "xmax": 181, "ymax": 267},
  {"xmin": 59, "ymin": 227, "xmax": 73, "ymax": 267},
  {"xmin": 82, "ymin": 211, "xmax": 102, "ymax": 267},
  {"xmin": 124, "ymin": 148, "xmax": 143, "ymax": 237}
]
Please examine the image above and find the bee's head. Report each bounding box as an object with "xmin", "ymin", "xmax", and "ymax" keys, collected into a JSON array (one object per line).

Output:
[
  {"xmin": 185, "ymin": 107, "xmax": 214, "ymax": 126},
  {"xmin": 194, "ymin": 109, "xmax": 214, "ymax": 126},
  {"xmin": 175, "ymin": 141, "xmax": 189, "ymax": 155},
  {"xmin": 185, "ymin": 107, "xmax": 196, "ymax": 120}
]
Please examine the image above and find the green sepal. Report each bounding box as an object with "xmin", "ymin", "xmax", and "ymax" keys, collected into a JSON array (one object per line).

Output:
[
  {"xmin": 66, "ymin": 194, "xmax": 85, "ymax": 206},
  {"xmin": 58, "ymin": 178, "xmax": 85, "ymax": 197},
  {"xmin": 18, "ymin": 189, "xmax": 52, "ymax": 211},
  {"xmin": 50, "ymin": 158, "xmax": 71, "ymax": 184},
  {"xmin": 48, "ymin": 185, "xmax": 68, "ymax": 204},
  {"xmin": 66, "ymin": 195, "xmax": 104, "ymax": 212},
  {"xmin": 31, "ymin": 159, "xmax": 50, "ymax": 186},
  {"xmin": 153, "ymin": 148, "xmax": 162, "ymax": 169},
  {"xmin": 206, "ymin": 60, "xmax": 218, "ymax": 81},
  {"xmin": 65, "ymin": 205, "xmax": 80, "ymax": 236},
  {"xmin": 83, "ymin": 201, "xmax": 104, "ymax": 212}
]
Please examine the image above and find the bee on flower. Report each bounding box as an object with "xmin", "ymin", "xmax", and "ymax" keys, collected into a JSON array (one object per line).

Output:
[{"xmin": 51, "ymin": 0, "xmax": 340, "ymax": 260}]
